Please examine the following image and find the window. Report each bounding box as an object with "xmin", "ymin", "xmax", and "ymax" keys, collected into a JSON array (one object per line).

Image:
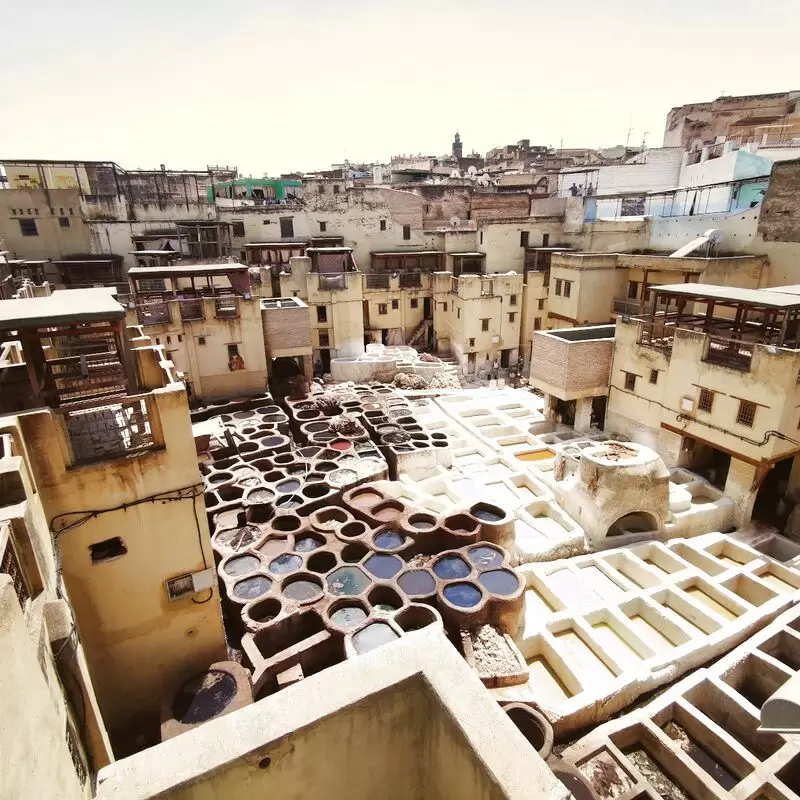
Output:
[
  {"xmin": 542, "ymin": 233, "xmax": 550, "ymax": 247},
  {"xmin": 166, "ymin": 335, "xmax": 172, "ymax": 345},
  {"xmin": 68, "ymin": 208, "xmax": 73, "ymax": 215},
  {"xmin": 469, "ymin": 338, "xmax": 475, "ymax": 348},
  {"xmin": 319, "ymin": 332, "xmax": 330, "ymax": 347},
  {"xmin": 19, "ymin": 219, "xmax": 38, "ymax": 236},
  {"xmin": 624, "ymin": 372, "xmax": 637, "ymax": 391},
  {"xmin": 698, "ymin": 388, "xmax": 714, "ymax": 412},
  {"xmin": 380, "ymin": 220, "xmax": 387, "ymax": 231},
  {"xmin": 563, "ymin": 281, "xmax": 572, "ymax": 298},
  {"xmin": 402, "ymin": 225, "xmax": 411, "ymax": 240},
  {"xmin": 177, "ymin": 335, "xmax": 183, "ymax": 343},
  {"xmin": 59, "ymin": 207, "xmax": 64, "ymax": 215},
  {"xmin": 378, "ymin": 303, "xmax": 388, "ymax": 315},
  {"xmin": 318, "ymin": 184, "xmax": 326, "ymax": 194},
  {"xmin": 554, "ymin": 279, "xmax": 562, "ymax": 296},
  {"xmin": 90, "ymin": 537, "xmax": 127, "ymax": 563},
  {"xmin": 227, "ymin": 344, "xmax": 240, "ymax": 358},
  {"xmin": 534, "ymin": 318, "xmax": 541, "ymax": 330},
  {"xmin": 316, "ymin": 306, "xmax": 327, "ymax": 323},
  {"xmin": 333, "ymin": 184, "xmax": 341, "ymax": 195},
  {"xmin": 479, "ymin": 231, "xmax": 483, "ymax": 244},
  {"xmin": 231, "ymin": 221, "xmax": 245, "ymax": 237},
  {"xmin": 538, "ymin": 299, "xmax": 545, "ymax": 310},
  {"xmin": 319, "ymin": 221, "xmax": 327, "ymax": 232},
  {"xmin": 736, "ymin": 400, "xmax": 757, "ymax": 427},
  {"xmin": 457, "ymin": 308, "xmax": 461, "ymax": 319},
  {"xmin": 509, "ymin": 312, "xmax": 516, "ymax": 323},
  {"xmin": 443, "ymin": 302, "xmax": 448, "ymax": 312},
  {"xmin": 649, "ymin": 369, "xmax": 659, "ymax": 385},
  {"xmin": 628, "ymin": 281, "xmax": 638, "ymax": 300},
  {"xmin": 520, "ymin": 231, "xmax": 529, "ymax": 248},
  {"xmin": 391, "ymin": 299, "xmax": 399, "ymax": 310},
  {"xmin": 279, "ymin": 217, "xmax": 294, "ymax": 238},
  {"xmin": 59, "ymin": 216, "xmax": 70, "ymax": 228},
  {"xmin": 481, "ymin": 319, "xmax": 489, "ymax": 332},
  {"xmin": 10, "ymin": 209, "xmax": 15, "ymax": 215},
  {"xmin": 510, "ymin": 294, "xmax": 518, "ymax": 306},
  {"xmin": 410, "ymin": 298, "xmax": 418, "ymax": 309},
  {"xmin": 198, "ymin": 336, "xmax": 207, "ymax": 345}
]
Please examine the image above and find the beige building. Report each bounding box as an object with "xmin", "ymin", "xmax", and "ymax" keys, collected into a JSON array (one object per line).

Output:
[
  {"xmin": 607, "ymin": 283, "xmax": 800, "ymax": 525},
  {"xmin": 127, "ymin": 263, "xmax": 269, "ymax": 402}
]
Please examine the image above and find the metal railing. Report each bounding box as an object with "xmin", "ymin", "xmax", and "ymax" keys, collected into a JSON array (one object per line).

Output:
[
  {"xmin": 613, "ymin": 298, "xmax": 643, "ymax": 316},
  {"xmin": 1, "ymin": 528, "xmax": 30, "ymax": 608},
  {"xmin": 214, "ymin": 297, "xmax": 240, "ymax": 319},
  {"xmin": 400, "ymin": 271, "xmax": 421, "ymax": 289},
  {"xmin": 46, "ymin": 352, "xmax": 127, "ymax": 404},
  {"xmin": 365, "ymin": 274, "xmax": 390, "ymax": 290},
  {"xmin": 638, "ymin": 321, "xmax": 674, "ymax": 353},
  {"xmin": 59, "ymin": 395, "xmax": 157, "ymax": 464},
  {"xmin": 179, "ymin": 297, "xmax": 204, "ymax": 321},
  {"xmin": 136, "ymin": 301, "xmax": 171, "ymax": 326},
  {"xmin": 704, "ymin": 335, "xmax": 754, "ymax": 371}
]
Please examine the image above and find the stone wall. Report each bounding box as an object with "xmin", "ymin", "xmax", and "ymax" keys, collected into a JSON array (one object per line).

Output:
[{"xmin": 758, "ymin": 159, "xmax": 800, "ymax": 243}]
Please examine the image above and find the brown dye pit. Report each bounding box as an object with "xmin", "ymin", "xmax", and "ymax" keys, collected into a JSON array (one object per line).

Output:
[
  {"xmin": 662, "ymin": 721, "xmax": 739, "ymax": 790},
  {"xmin": 622, "ymin": 744, "xmax": 690, "ymax": 800}
]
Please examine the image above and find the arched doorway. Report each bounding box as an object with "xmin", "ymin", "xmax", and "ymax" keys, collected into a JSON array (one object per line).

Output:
[{"xmin": 607, "ymin": 512, "xmax": 659, "ymax": 537}]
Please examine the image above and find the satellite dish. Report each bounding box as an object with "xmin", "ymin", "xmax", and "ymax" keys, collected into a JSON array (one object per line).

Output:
[
  {"xmin": 468, "ymin": 165, "xmax": 478, "ymax": 176},
  {"xmin": 450, "ymin": 169, "xmax": 460, "ymax": 178},
  {"xmin": 450, "ymin": 216, "xmax": 461, "ymax": 228}
]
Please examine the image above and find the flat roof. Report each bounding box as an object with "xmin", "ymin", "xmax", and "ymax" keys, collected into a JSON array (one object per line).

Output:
[
  {"xmin": 653, "ymin": 283, "xmax": 800, "ymax": 309},
  {"xmin": 53, "ymin": 259, "xmax": 116, "ymax": 266},
  {"xmin": 371, "ymin": 250, "xmax": 444, "ymax": 256},
  {"xmin": 451, "ymin": 252, "xmax": 486, "ymax": 257},
  {"xmin": 128, "ymin": 263, "xmax": 249, "ymax": 278},
  {"xmin": 0, "ymin": 288, "xmax": 123, "ymax": 329},
  {"xmin": 306, "ymin": 247, "xmax": 353, "ymax": 253},
  {"xmin": 242, "ymin": 241, "xmax": 307, "ymax": 248},
  {"xmin": 129, "ymin": 250, "xmax": 180, "ymax": 256}
]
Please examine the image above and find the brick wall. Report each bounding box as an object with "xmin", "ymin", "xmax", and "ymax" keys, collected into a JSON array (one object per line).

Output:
[
  {"xmin": 531, "ymin": 333, "xmax": 613, "ymax": 394},
  {"xmin": 470, "ymin": 193, "xmax": 530, "ymax": 221},
  {"xmin": 758, "ymin": 159, "xmax": 800, "ymax": 243},
  {"xmin": 262, "ymin": 306, "xmax": 312, "ymax": 353}
]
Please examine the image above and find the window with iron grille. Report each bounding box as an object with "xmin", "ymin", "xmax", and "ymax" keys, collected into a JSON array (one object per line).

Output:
[
  {"xmin": 554, "ymin": 279, "xmax": 562, "ymax": 296},
  {"xmin": 316, "ymin": 305, "xmax": 327, "ymax": 323},
  {"xmin": 1, "ymin": 538, "xmax": 30, "ymax": 608},
  {"xmin": 19, "ymin": 219, "xmax": 38, "ymax": 236},
  {"xmin": 403, "ymin": 225, "xmax": 411, "ymax": 240},
  {"xmin": 469, "ymin": 338, "xmax": 475, "ymax": 347},
  {"xmin": 319, "ymin": 332, "xmax": 330, "ymax": 347},
  {"xmin": 231, "ymin": 221, "xmax": 245, "ymax": 237},
  {"xmin": 380, "ymin": 220, "xmax": 386, "ymax": 231},
  {"xmin": 391, "ymin": 299, "xmax": 398, "ymax": 310},
  {"xmin": 649, "ymin": 369, "xmax": 658, "ymax": 385},
  {"xmin": 520, "ymin": 231, "xmax": 529, "ymax": 248},
  {"xmin": 628, "ymin": 281, "xmax": 639, "ymax": 300},
  {"xmin": 624, "ymin": 372, "xmax": 636, "ymax": 391},
  {"xmin": 563, "ymin": 281, "xmax": 572, "ymax": 298},
  {"xmin": 510, "ymin": 294, "xmax": 518, "ymax": 306},
  {"xmin": 698, "ymin": 388, "xmax": 714, "ymax": 412},
  {"xmin": 534, "ymin": 318, "xmax": 541, "ymax": 330},
  {"xmin": 481, "ymin": 318, "xmax": 489, "ymax": 332},
  {"xmin": 538, "ymin": 299, "xmax": 545, "ymax": 310},
  {"xmin": 319, "ymin": 221, "xmax": 327, "ymax": 232},
  {"xmin": 736, "ymin": 400, "xmax": 757, "ymax": 427},
  {"xmin": 410, "ymin": 298, "xmax": 418, "ymax": 309},
  {"xmin": 333, "ymin": 185, "xmax": 341, "ymax": 194},
  {"xmin": 378, "ymin": 303, "xmax": 387, "ymax": 315},
  {"xmin": 509, "ymin": 312, "xmax": 516, "ymax": 323},
  {"xmin": 59, "ymin": 216, "xmax": 71, "ymax": 228}
]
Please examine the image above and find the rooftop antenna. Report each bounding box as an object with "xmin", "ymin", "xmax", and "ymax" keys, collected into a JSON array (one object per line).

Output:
[{"xmin": 624, "ymin": 119, "xmax": 634, "ymax": 150}]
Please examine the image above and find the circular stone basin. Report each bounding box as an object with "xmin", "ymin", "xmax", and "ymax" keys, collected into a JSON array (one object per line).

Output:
[
  {"xmin": 237, "ymin": 476, "xmax": 262, "ymax": 488},
  {"xmin": 223, "ymin": 554, "xmax": 261, "ymax": 576},
  {"xmin": 207, "ymin": 471, "xmax": 233, "ymax": 485},
  {"xmin": 398, "ymin": 569, "xmax": 436, "ymax": 597},
  {"xmin": 478, "ymin": 569, "xmax": 521, "ymax": 596},
  {"xmin": 408, "ymin": 513, "xmax": 436, "ymax": 531},
  {"xmin": 246, "ymin": 488, "xmax": 274, "ymax": 504},
  {"xmin": 373, "ymin": 530, "xmax": 405, "ymax": 550},
  {"xmin": 294, "ymin": 536, "xmax": 323, "ymax": 552},
  {"xmin": 283, "ymin": 578, "xmax": 323, "ymax": 603},
  {"xmin": 327, "ymin": 468, "xmax": 358, "ymax": 487},
  {"xmin": 467, "ymin": 545, "xmax": 505, "ymax": 569},
  {"xmin": 364, "ymin": 554, "xmax": 403, "ymax": 580},
  {"xmin": 330, "ymin": 605, "xmax": 368, "ymax": 629},
  {"xmin": 173, "ymin": 669, "xmax": 237, "ymax": 725},
  {"xmin": 352, "ymin": 622, "xmax": 400, "ymax": 655},
  {"xmin": 442, "ymin": 582, "xmax": 483, "ymax": 608},
  {"xmin": 232, "ymin": 574, "xmax": 272, "ymax": 601},
  {"xmin": 233, "ymin": 410, "xmax": 255, "ymax": 419},
  {"xmin": 471, "ymin": 503, "xmax": 504, "ymax": 523},
  {"xmin": 433, "ymin": 555, "xmax": 471, "ymax": 580},
  {"xmin": 276, "ymin": 494, "xmax": 303, "ymax": 509},
  {"xmin": 269, "ymin": 553, "xmax": 303, "ymax": 575},
  {"xmin": 276, "ymin": 479, "xmax": 302, "ymax": 494},
  {"xmin": 329, "ymin": 439, "xmax": 352, "ymax": 451},
  {"xmin": 260, "ymin": 436, "xmax": 284, "ymax": 448},
  {"xmin": 326, "ymin": 566, "xmax": 370, "ymax": 596},
  {"xmin": 215, "ymin": 525, "xmax": 261, "ymax": 552}
]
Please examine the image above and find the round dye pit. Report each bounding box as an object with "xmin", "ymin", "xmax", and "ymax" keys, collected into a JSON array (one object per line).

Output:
[
  {"xmin": 442, "ymin": 582, "xmax": 483, "ymax": 608},
  {"xmin": 223, "ymin": 554, "xmax": 262, "ymax": 576},
  {"xmin": 232, "ymin": 575, "xmax": 272, "ymax": 601},
  {"xmin": 283, "ymin": 578, "xmax": 323, "ymax": 603},
  {"xmin": 173, "ymin": 669, "xmax": 237, "ymax": 725},
  {"xmin": 327, "ymin": 468, "xmax": 358, "ymax": 487},
  {"xmin": 276, "ymin": 494, "xmax": 303, "ymax": 510},
  {"xmin": 269, "ymin": 553, "xmax": 303, "ymax": 575},
  {"xmin": 373, "ymin": 530, "xmax": 405, "ymax": 550},
  {"xmin": 478, "ymin": 569, "xmax": 520, "ymax": 596},
  {"xmin": 329, "ymin": 605, "xmax": 368, "ymax": 629},
  {"xmin": 246, "ymin": 488, "xmax": 274, "ymax": 504},
  {"xmin": 215, "ymin": 525, "xmax": 261, "ymax": 552},
  {"xmin": 471, "ymin": 504, "xmax": 504, "ymax": 523},
  {"xmin": 398, "ymin": 569, "xmax": 436, "ymax": 597},
  {"xmin": 294, "ymin": 536, "xmax": 323, "ymax": 552},
  {"xmin": 352, "ymin": 622, "xmax": 400, "ymax": 654},
  {"xmin": 408, "ymin": 514, "xmax": 436, "ymax": 531},
  {"xmin": 276, "ymin": 479, "xmax": 302, "ymax": 494},
  {"xmin": 433, "ymin": 555, "xmax": 471, "ymax": 580},
  {"xmin": 326, "ymin": 566, "xmax": 370, "ymax": 596},
  {"xmin": 467, "ymin": 545, "xmax": 505, "ymax": 569},
  {"xmin": 329, "ymin": 439, "xmax": 352, "ymax": 452},
  {"xmin": 364, "ymin": 554, "xmax": 403, "ymax": 580}
]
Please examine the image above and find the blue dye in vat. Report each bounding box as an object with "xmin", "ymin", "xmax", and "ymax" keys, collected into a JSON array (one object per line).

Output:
[
  {"xmin": 478, "ymin": 569, "xmax": 520, "ymax": 596},
  {"xmin": 294, "ymin": 537, "xmax": 322, "ymax": 552},
  {"xmin": 472, "ymin": 505, "xmax": 503, "ymax": 522},
  {"xmin": 364, "ymin": 554, "xmax": 403, "ymax": 579},
  {"xmin": 398, "ymin": 569, "xmax": 436, "ymax": 596},
  {"xmin": 326, "ymin": 566, "xmax": 370, "ymax": 596},
  {"xmin": 443, "ymin": 582, "xmax": 482, "ymax": 608},
  {"xmin": 330, "ymin": 605, "xmax": 368, "ymax": 628},
  {"xmin": 433, "ymin": 555, "xmax": 471, "ymax": 580},
  {"xmin": 352, "ymin": 622, "xmax": 400, "ymax": 654},
  {"xmin": 269, "ymin": 553, "xmax": 302, "ymax": 574},
  {"xmin": 224, "ymin": 554, "xmax": 261, "ymax": 576},
  {"xmin": 232, "ymin": 575, "xmax": 272, "ymax": 601},
  {"xmin": 373, "ymin": 530, "xmax": 405, "ymax": 550},
  {"xmin": 467, "ymin": 546, "xmax": 504, "ymax": 569},
  {"xmin": 277, "ymin": 479, "xmax": 302, "ymax": 493}
]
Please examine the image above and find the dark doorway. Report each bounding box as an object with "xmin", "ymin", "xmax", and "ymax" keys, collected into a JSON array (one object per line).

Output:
[
  {"xmin": 381, "ymin": 328, "xmax": 388, "ymax": 345},
  {"xmin": 682, "ymin": 439, "xmax": 731, "ymax": 490},
  {"xmin": 554, "ymin": 398, "xmax": 575, "ymax": 426},
  {"xmin": 279, "ymin": 217, "xmax": 294, "ymax": 238},
  {"xmin": 270, "ymin": 265, "xmax": 282, "ymax": 297},
  {"xmin": 591, "ymin": 397, "xmax": 607, "ymax": 430},
  {"xmin": 362, "ymin": 298, "xmax": 370, "ymax": 328},
  {"xmin": 500, "ymin": 349, "xmax": 511, "ymax": 368},
  {"xmin": 468, "ymin": 352, "xmax": 476, "ymax": 374},
  {"xmin": 319, "ymin": 349, "xmax": 331, "ymax": 373},
  {"xmin": 754, "ymin": 456, "xmax": 794, "ymax": 527},
  {"xmin": 423, "ymin": 297, "xmax": 432, "ymax": 320}
]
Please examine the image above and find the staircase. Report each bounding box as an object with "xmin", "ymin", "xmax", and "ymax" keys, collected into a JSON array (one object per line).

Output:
[{"xmin": 407, "ymin": 319, "xmax": 428, "ymax": 350}]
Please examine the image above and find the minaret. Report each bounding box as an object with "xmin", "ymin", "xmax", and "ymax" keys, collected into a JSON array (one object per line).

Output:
[{"xmin": 452, "ymin": 131, "xmax": 463, "ymax": 160}]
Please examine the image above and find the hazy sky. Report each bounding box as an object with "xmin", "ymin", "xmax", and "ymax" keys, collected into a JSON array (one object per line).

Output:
[{"xmin": 3, "ymin": 0, "xmax": 798, "ymax": 176}]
